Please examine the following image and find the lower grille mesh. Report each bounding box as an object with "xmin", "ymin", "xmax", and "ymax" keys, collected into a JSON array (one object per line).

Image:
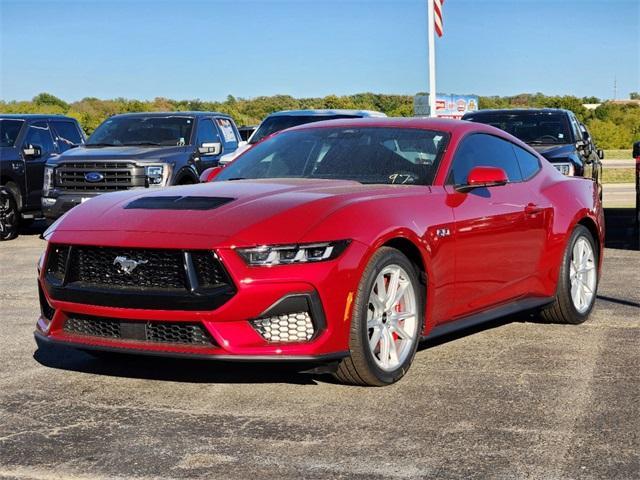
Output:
[{"xmin": 63, "ymin": 315, "xmax": 214, "ymax": 346}]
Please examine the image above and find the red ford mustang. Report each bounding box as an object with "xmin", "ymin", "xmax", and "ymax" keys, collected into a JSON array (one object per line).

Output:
[{"xmin": 35, "ymin": 118, "xmax": 604, "ymax": 386}]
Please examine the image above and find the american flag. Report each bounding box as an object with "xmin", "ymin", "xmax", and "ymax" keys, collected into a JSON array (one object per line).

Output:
[{"xmin": 434, "ymin": 0, "xmax": 444, "ymax": 37}]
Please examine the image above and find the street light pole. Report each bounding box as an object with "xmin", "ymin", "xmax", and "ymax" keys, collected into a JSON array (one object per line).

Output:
[{"xmin": 427, "ymin": 0, "xmax": 437, "ymax": 118}]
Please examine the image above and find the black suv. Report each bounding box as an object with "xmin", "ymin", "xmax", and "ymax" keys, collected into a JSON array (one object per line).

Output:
[
  {"xmin": 42, "ymin": 112, "xmax": 242, "ymax": 219},
  {"xmin": 462, "ymin": 108, "xmax": 603, "ymax": 195},
  {"xmin": 0, "ymin": 114, "xmax": 85, "ymax": 240}
]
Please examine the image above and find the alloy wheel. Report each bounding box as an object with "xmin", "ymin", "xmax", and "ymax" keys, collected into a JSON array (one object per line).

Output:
[
  {"xmin": 367, "ymin": 264, "xmax": 418, "ymax": 371},
  {"xmin": 569, "ymin": 237, "xmax": 597, "ymax": 314}
]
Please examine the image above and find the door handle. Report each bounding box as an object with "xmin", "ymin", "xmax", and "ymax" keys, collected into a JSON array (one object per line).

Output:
[{"xmin": 524, "ymin": 203, "xmax": 543, "ymax": 215}]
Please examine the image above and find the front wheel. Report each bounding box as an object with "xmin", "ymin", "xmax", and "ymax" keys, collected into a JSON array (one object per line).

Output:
[
  {"xmin": 334, "ymin": 247, "xmax": 423, "ymax": 386},
  {"xmin": 0, "ymin": 189, "xmax": 19, "ymax": 241},
  {"xmin": 541, "ymin": 225, "xmax": 598, "ymax": 324}
]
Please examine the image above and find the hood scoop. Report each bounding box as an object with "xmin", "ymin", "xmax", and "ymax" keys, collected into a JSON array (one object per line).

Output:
[{"xmin": 124, "ymin": 196, "xmax": 235, "ymax": 211}]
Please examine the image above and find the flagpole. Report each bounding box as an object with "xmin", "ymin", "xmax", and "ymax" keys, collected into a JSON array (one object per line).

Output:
[{"xmin": 427, "ymin": 0, "xmax": 436, "ymax": 117}]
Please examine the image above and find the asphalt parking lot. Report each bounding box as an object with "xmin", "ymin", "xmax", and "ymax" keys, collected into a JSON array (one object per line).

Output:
[{"xmin": 0, "ymin": 230, "xmax": 638, "ymax": 480}]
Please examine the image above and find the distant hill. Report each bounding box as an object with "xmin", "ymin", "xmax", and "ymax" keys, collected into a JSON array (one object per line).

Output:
[{"xmin": 1, "ymin": 92, "xmax": 638, "ymax": 149}]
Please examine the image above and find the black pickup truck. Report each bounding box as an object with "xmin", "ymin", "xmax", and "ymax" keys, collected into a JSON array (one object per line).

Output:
[
  {"xmin": 1, "ymin": 114, "xmax": 85, "ymax": 240},
  {"xmin": 462, "ymin": 108, "xmax": 604, "ymax": 197},
  {"xmin": 42, "ymin": 111, "xmax": 242, "ymax": 219}
]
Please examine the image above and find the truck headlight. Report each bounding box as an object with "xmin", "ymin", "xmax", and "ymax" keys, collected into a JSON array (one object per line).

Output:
[
  {"xmin": 145, "ymin": 164, "xmax": 170, "ymax": 186},
  {"xmin": 553, "ymin": 162, "xmax": 575, "ymax": 176},
  {"xmin": 236, "ymin": 240, "xmax": 350, "ymax": 266},
  {"xmin": 43, "ymin": 166, "xmax": 54, "ymax": 196}
]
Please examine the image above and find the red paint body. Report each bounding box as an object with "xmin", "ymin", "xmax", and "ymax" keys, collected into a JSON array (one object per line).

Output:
[{"xmin": 36, "ymin": 119, "xmax": 605, "ymax": 360}]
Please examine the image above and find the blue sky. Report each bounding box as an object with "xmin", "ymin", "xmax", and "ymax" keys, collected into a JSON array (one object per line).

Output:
[{"xmin": 1, "ymin": 0, "xmax": 638, "ymax": 102}]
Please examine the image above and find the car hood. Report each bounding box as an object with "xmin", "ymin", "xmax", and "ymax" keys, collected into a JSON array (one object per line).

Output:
[
  {"xmin": 50, "ymin": 178, "xmax": 424, "ymax": 247},
  {"xmin": 48, "ymin": 145, "xmax": 187, "ymax": 164},
  {"xmin": 530, "ymin": 144, "xmax": 575, "ymax": 161}
]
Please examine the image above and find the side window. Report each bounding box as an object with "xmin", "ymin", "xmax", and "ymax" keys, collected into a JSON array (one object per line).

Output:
[
  {"xmin": 196, "ymin": 118, "xmax": 221, "ymax": 147},
  {"xmin": 512, "ymin": 144, "xmax": 541, "ymax": 180},
  {"xmin": 216, "ymin": 117, "xmax": 239, "ymax": 150},
  {"xmin": 23, "ymin": 122, "xmax": 55, "ymax": 158},
  {"xmin": 448, "ymin": 133, "xmax": 523, "ymax": 185},
  {"xmin": 569, "ymin": 115, "xmax": 582, "ymax": 142},
  {"xmin": 50, "ymin": 121, "xmax": 83, "ymax": 152}
]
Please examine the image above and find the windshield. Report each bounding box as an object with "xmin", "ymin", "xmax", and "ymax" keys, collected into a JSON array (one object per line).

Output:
[
  {"xmin": 249, "ymin": 115, "xmax": 361, "ymax": 144},
  {"xmin": 464, "ymin": 112, "xmax": 572, "ymax": 145},
  {"xmin": 217, "ymin": 127, "xmax": 449, "ymax": 186},
  {"xmin": 87, "ymin": 116, "xmax": 194, "ymax": 146},
  {"xmin": 0, "ymin": 120, "xmax": 24, "ymax": 147}
]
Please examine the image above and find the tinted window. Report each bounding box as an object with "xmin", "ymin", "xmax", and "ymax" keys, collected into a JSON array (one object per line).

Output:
[
  {"xmin": 88, "ymin": 116, "xmax": 193, "ymax": 146},
  {"xmin": 196, "ymin": 118, "xmax": 221, "ymax": 146},
  {"xmin": 250, "ymin": 115, "xmax": 360, "ymax": 144},
  {"xmin": 217, "ymin": 127, "xmax": 448, "ymax": 186},
  {"xmin": 51, "ymin": 121, "xmax": 83, "ymax": 152},
  {"xmin": 0, "ymin": 119, "xmax": 24, "ymax": 147},
  {"xmin": 448, "ymin": 133, "xmax": 522, "ymax": 185},
  {"xmin": 215, "ymin": 117, "xmax": 238, "ymax": 149},
  {"xmin": 23, "ymin": 122, "xmax": 55, "ymax": 157},
  {"xmin": 463, "ymin": 112, "xmax": 572, "ymax": 145},
  {"xmin": 512, "ymin": 144, "xmax": 540, "ymax": 180}
]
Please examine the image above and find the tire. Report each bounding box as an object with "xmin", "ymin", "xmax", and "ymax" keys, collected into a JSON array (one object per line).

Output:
[
  {"xmin": 0, "ymin": 188, "xmax": 19, "ymax": 241},
  {"xmin": 334, "ymin": 247, "xmax": 424, "ymax": 386},
  {"xmin": 541, "ymin": 225, "xmax": 598, "ymax": 324}
]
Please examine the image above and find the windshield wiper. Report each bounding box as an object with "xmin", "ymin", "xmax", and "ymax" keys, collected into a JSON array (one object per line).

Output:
[
  {"xmin": 227, "ymin": 177, "xmax": 248, "ymax": 181},
  {"xmin": 85, "ymin": 142, "xmax": 120, "ymax": 147},
  {"xmin": 122, "ymin": 141, "xmax": 163, "ymax": 146}
]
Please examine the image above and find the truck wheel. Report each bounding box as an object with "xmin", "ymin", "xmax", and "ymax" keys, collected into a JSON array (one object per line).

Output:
[{"xmin": 0, "ymin": 189, "xmax": 19, "ymax": 241}]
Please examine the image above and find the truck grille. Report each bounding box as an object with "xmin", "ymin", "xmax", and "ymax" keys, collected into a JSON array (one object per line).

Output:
[
  {"xmin": 55, "ymin": 162, "xmax": 146, "ymax": 192},
  {"xmin": 64, "ymin": 315, "xmax": 214, "ymax": 346},
  {"xmin": 44, "ymin": 245, "xmax": 236, "ymax": 311}
]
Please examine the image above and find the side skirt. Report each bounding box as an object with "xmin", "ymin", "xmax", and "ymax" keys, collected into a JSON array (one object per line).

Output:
[{"xmin": 422, "ymin": 296, "xmax": 554, "ymax": 342}]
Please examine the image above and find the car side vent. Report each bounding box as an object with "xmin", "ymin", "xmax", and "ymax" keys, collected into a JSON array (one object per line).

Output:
[{"xmin": 124, "ymin": 196, "xmax": 235, "ymax": 210}]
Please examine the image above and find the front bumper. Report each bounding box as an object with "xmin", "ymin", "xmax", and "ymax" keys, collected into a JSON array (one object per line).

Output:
[
  {"xmin": 35, "ymin": 240, "xmax": 367, "ymax": 360},
  {"xmin": 42, "ymin": 193, "xmax": 99, "ymax": 219}
]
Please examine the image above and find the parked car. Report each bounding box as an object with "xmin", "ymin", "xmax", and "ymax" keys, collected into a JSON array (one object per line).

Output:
[
  {"xmin": 0, "ymin": 114, "xmax": 85, "ymax": 240},
  {"xmin": 42, "ymin": 112, "xmax": 242, "ymax": 219},
  {"xmin": 35, "ymin": 118, "xmax": 603, "ymax": 386},
  {"xmin": 217, "ymin": 109, "xmax": 387, "ymax": 166},
  {"xmin": 462, "ymin": 108, "xmax": 603, "ymax": 196}
]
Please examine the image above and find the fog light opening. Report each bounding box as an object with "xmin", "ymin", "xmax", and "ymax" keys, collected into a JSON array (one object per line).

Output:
[{"xmin": 251, "ymin": 311, "xmax": 315, "ymax": 343}]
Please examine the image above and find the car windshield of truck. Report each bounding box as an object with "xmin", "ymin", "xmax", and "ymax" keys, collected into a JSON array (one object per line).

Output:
[
  {"xmin": 464, "ymin": 112, "xmax": 572, "ymax": 145},
  {"xmin": 249, "ymin": 115, "xmax": 361, "ymax": 144},
  {"xmin": 217, "ymin": 127, "xmax": 448, "ymax": 186},
  {"xmin": 0, "ymin": 120, "xmax": 24, "ymax": 147},
  {"xmin": 87, "ymin": 116, "xmax": 194, "ymax": 147}
]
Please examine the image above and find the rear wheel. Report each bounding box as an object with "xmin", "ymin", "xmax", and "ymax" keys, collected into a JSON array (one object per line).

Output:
[
  {"xmin": 0, "ymin": 189, "xmax": 19, "ymax": 241},
  {"xmin": 334, "ymin": 247, "xmax": 423, "ymax": 386},
  {"xmin": 541, "ymin": 225, "xmax": 598, "ymax": 324}
]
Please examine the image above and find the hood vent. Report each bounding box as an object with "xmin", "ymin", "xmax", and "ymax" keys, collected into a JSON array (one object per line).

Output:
[{"xmin": 124, "ymin": 196, "xmax": 235, "ymax": 210}]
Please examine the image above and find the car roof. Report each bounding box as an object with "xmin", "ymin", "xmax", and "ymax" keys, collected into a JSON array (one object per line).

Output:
[
  {"xmin": 107, "ymin": 111, "xmax": 231, "ymax": 119},
  {"xmin": 266, "ymin": 109, "xmax": 387, "ymax": 118},
  {"xmin": 0, "ymin": 114, "xmax": 77, "ymax": 121},
  {"xmin": 463, "ymin": 108, "xmax": 571, "ymax": 116},
  {"xmin": 285, "ymin": 116, "xmax": 471, "ymax": 134}
]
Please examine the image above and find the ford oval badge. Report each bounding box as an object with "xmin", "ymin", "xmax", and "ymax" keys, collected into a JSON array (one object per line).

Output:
[{"xmin": 85, "ymin": 172, "xmax": 104, "ymax": 182}]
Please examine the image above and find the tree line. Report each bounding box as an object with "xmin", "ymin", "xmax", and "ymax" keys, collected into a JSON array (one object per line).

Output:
[{"xmin": 1, "ymin": 92, "xmax": 638, "ymax": 149}]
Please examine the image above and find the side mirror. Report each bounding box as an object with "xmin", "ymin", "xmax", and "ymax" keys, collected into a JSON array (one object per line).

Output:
[
  {"xmin": 199, "ymin": 166, "xmax": 222, "ymax": 183},
  {"xmin": 632, "ymin": 141, "xmax": 640, "ymax": 159},
  {"xmin": 23, "ymin": 145, "xmax": 42, "ymax": 158},
  {"xmin": 582, "ymin": 130, "xmax": 590, "ymax": 142},
  {"xmin": 457, "ymin": 166, "xmax": 508, "ymax": 192},
  {"xmin": 597, "ymin": 149, "xmax": 604, "ymax": 160},
  {"xmin": 198, "ymin": 142, "xmax": 222, "ymax": 156}
]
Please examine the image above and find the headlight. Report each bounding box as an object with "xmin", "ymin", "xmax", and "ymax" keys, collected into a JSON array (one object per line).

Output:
[
  {"xmin": 236, "ymin": 240, "xmax": 350, "ymax": 266},
  {"xmin": 553, "ymin": 162, "xmax": 575, "ymax": 176},
  {"xmin": 43, "ymin": 166, "xmax": 54, "ymax": 196},
  {"xmin": 145, "ymin": 164, "xmax": 170, "ymax": 186}
]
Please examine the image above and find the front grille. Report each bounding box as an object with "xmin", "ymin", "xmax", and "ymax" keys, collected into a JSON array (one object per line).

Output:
[
  {"xmin": 55, "ymin": 162, "xmax": 146, "ymax": 192},
  {"xmin": 64, "ymin": 315, "xmax": 214, "ymax": 346},
  {"xmin": 70, "ymin": 246, "xmax": 187, "ymax": 290},
  {"xmin": 44, "ymin": 245, "xmax": 236, "ymax": 311}
]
